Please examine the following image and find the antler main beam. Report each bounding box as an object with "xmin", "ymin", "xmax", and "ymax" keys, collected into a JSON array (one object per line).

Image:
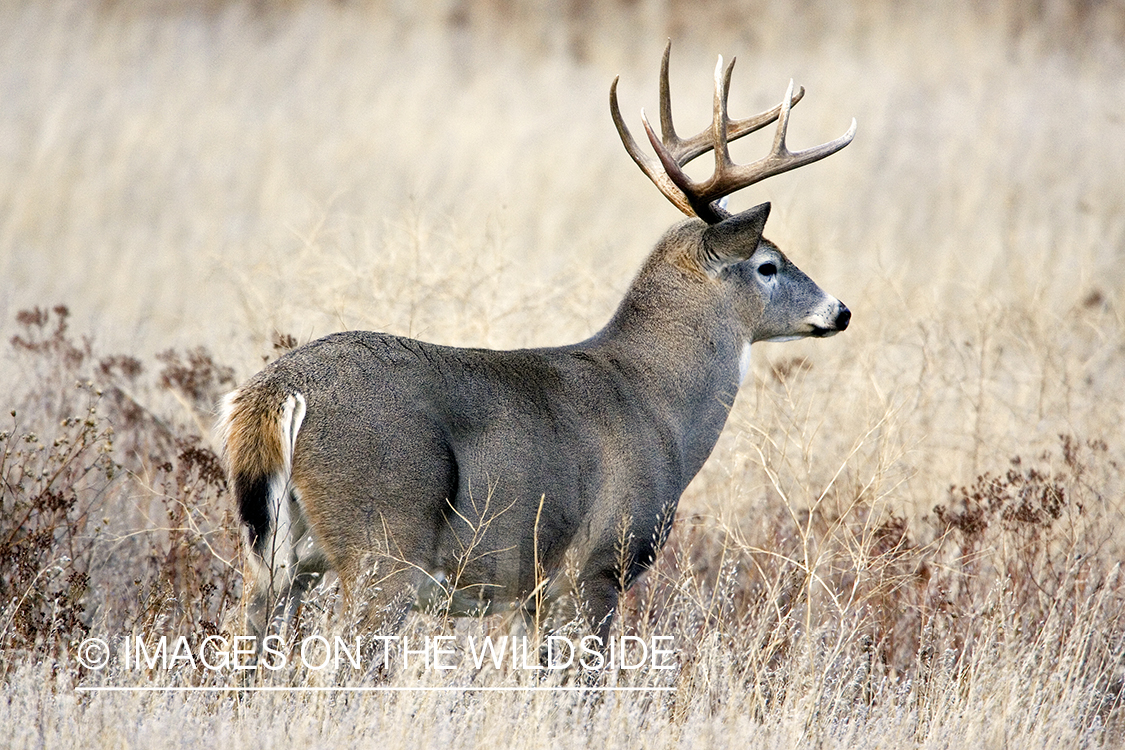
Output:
[{"xmin": 611, "ymin": 41, "xmax": 857, "ymax": 224}]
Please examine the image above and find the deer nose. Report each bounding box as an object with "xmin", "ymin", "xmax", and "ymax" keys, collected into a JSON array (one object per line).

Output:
[{"xmin": 835, "ymin": 303, "xmax": 851, "ymax": 331}]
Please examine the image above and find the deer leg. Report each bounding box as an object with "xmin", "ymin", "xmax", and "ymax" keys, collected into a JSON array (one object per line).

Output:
[{"xmin": 336, "ymin": 555, "xmax": 425, "ymax": 676}]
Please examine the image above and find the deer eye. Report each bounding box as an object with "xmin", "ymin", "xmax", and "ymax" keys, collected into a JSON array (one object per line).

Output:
[{"xmin": 758, "ymin": 262, "xmax": 777, "ymax": 278}]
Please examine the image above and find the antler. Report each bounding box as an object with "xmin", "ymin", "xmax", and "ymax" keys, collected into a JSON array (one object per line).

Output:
[{"xmin": 610, "ymin": 41, "xmax": 857, "ymax": 224}]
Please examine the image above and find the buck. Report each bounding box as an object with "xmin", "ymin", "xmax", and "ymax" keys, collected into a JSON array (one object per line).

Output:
[{"xmin": 218, "ymin": 43, "xmax": 855, "ymax": 647}]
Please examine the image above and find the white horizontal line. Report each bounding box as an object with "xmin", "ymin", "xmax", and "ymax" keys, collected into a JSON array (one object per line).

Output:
[{"xmin": 76, "ymin": 685, "xmax": 675, "ymax": 693}]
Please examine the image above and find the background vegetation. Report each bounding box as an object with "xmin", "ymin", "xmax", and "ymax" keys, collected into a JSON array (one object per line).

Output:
[{"xmin": 2, "ymin": 0, "xmax": 1124, "ymax": 746}]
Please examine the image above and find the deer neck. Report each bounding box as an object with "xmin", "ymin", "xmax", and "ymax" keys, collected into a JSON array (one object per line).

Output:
[{"xmin": 583, "ymin": 259, "xmax": 746, "ymax": 481}]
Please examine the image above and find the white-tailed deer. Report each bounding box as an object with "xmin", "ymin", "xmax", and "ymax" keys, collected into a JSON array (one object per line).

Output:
[{"xmin": 218, "ymin": 43, "xmax": 855, "ymax": 647}]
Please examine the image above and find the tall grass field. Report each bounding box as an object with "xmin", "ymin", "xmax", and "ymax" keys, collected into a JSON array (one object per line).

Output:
[{"xmin": 2, "ymin": 1, "xmax": 1124, "ymax": 746}]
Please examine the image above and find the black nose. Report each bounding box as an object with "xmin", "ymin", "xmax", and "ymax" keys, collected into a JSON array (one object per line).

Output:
[{"xmin": 835, "ymin": 303, "xmax": 851, "ymax": 331}]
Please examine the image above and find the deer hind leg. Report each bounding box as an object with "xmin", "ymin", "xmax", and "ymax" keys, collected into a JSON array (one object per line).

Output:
[
  {"xmin": 245, "ymin": 485, "xmax": 329, "ymax": 642},
  {"xmin": 345, "ymin": 561, "xmax": 424, "ymax": 634},
  {"xmin": 525, "ymin": 555, "xmax": 621, "ymax": 645},
  {"xmin": 566, "ymin": 571, "xmax": 621, "ymax": 644},
  {"xmin": 499, "ymin": 569, "xmax": 619, "ymax": 673},
  {"xmin": 288, "ymin": 422, "xmax": 458, "ymax": 645},
  {"xmin": 330, "ymin": 553, "xmax": 425, "ymax": 675}
]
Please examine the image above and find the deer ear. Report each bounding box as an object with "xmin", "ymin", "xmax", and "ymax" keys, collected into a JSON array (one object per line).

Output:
[{"xmin": 700, "ymin": 201, "xmax": 770, "ymax": 271}]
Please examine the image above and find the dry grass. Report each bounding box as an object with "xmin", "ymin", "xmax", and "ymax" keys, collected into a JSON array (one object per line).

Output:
[{"xmin": 2, "ymin": 1, "xmax": 1124, "ymax": 747}]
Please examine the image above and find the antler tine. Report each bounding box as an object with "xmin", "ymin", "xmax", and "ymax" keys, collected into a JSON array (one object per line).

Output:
[
  {"xmin": 661, "ymin": 55, "xmax": 740, "ymax": 222},
  {"xmin": 649, "ymin": 55, "xmax": 749, "ymax": 222},
  {"xmin": 654, "ymin": 41, "xmax": 805, "ymax": 167},
  {"xmin": 657, "ymin": 40, "xmax": 686, "ymax": 156},
  {"xmin": 773, "ymin": 78, "xmax": 795, "ymax": 157},
  {"xmin": 704, "ymin": 79, "xmax": 857, "ymax": 203},
  {"xmin": 610, "ymin": 76, "xmax": 695, "ymax": 216},
  {"xmin": 667, "ymin": 85, "xmax": 806, "ymax": 167},
  {"xmin": 711, "ymin": 55, "xmax": 735, "ymax": 178}
]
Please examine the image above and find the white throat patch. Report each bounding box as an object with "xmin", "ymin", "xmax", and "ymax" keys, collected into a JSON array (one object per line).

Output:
[{"xmin": 738, "ymin": 341, "xmax": 753, "ymax": 385}]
